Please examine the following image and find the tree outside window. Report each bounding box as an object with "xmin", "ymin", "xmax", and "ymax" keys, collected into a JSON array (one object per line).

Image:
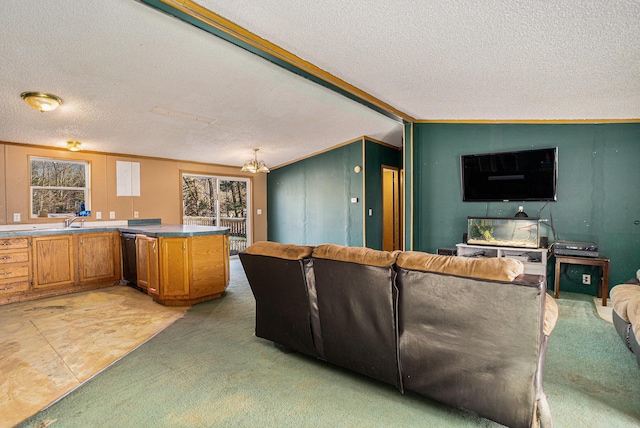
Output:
[
  {"xmin": 182, "ymin": 173, "xmax": 249, "ymax": 254},
  {"xmin": 30, "ymin": 157, "xmax": 90, "ymax": 218}
]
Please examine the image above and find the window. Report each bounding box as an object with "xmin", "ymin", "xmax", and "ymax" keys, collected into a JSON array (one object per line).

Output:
[
  {"xmin": 181, "ymin": 173, "xmax": 250, "ymax": 254},
  {"xmin": 30, "ymin": 157, "xmax": 91, "ymax": 218}
]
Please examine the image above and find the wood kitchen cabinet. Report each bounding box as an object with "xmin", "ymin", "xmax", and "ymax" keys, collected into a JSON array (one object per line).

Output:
[
  {"xmin": 0, "ymin": 226, "xmax": 225, "ymax": 306},
  {"xmin": 135, "ymin": 234, "xmax": 154, "ymax": 291},
  {"xmin": 159, "ymin": 237, "xmax": 190, "ymax": 298},
  {"xmin": 144, "ymin": 233, "xmax": 229, "ymax": 306},
  {"xmin": 78, "ymin": 232, "xmax": 120, "ymax": 284},
  {"xmin": 0, "ymin": 231, "xmax": 122, "ymax": 305},
  {"xmin": 0, "ymin": 237, "xmax": 31, "ymax": 296},
  {"xmin": 33, "ymin": 234, "xmax": 75, "ymax": 289}
]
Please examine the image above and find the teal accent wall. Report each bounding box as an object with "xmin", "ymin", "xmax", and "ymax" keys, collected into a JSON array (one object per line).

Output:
[
  {"xmin": 364, "ymin": 139, "xmax": 402, "ymax": 250},
  {"xmin": 412, "ymin": 122, "xmax": 640, "ymax": 293},
  {"xmin": 267, "ymin": 142, "xmax": 364, "ymax": 246}
]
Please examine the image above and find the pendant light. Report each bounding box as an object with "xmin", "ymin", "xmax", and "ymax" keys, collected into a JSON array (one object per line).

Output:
[{"xmin": 241, "ymin": 148, "xmax": 270, "ymax": 173}]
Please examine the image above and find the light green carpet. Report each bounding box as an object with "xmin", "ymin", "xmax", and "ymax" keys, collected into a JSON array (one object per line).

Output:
[{"xmin": 18, "ymin": 260, "xmax": 640, "ymax": 427}]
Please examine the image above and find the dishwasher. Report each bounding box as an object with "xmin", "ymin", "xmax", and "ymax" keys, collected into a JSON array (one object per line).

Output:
[{"xmin": 120, "ymin": 232, "xmax": 140, "ymax": 290}]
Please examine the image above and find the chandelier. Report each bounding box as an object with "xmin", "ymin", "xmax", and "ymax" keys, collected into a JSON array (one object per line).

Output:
[{"xmin": 241, "ymin": 148, "xmax": 270, "ymax": 173}]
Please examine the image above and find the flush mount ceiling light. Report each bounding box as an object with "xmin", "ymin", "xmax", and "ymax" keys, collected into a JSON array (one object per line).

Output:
[
  {"xmin": 20, "ymin": 91, "xmax": 63, "ymax": 112},
  {"xmin": 67, "ymin": 141, "xmax": 81, "ymax": 152},
  {"xmin": 241, "ymin": 148, "xmax": 270, "ymax": 173}
]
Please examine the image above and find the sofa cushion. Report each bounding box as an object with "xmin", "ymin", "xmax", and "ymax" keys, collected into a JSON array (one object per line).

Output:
[
  {"xmin": 313, "ymin": 244, "xmax": 398, "ymax": 267},
  {"xmin": 396, "ymin": 251, "xmax": 524, "ymax": 282},
  {"xmin": 610, "ymin": 284, "xmax": 640, "ymax": 322},
  {"xmin": 246, "ymin": 241, "xmax": 314, "ymax": 260},
  {"xmin": 544, "ymin": 295, "xmax": 559, "ymax": 336}
]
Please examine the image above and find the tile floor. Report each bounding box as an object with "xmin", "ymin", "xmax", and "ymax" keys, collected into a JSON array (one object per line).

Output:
[{"xmin": 0, "ymin": 286, "xmax": 187, "ymax": 428}]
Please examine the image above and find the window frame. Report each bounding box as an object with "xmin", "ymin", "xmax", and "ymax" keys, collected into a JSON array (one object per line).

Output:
[
  {"xmin": 180, "ymin": 171, "xmax": 252, "ymax": 245},
  {"xmin": 29, "ymin": 156, "xmax": 92, "ymax": 219}
]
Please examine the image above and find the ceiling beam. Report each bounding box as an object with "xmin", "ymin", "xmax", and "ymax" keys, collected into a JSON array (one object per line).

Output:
[{"xmin": 139, "ymin": 0, "xmax": 415, "ymax": 124}]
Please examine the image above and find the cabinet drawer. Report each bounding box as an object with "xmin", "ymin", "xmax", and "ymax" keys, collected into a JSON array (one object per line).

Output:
[
  {"xmin": 0, "ymin": 238, "xmax": 29, "ymax": 250},
  {"xmin": 0, "ymin": 280, "xmax": 30, "ymax": 295},
  {"xmin": 0, "ymin": 251, "xmax": 29, "ymax": 264},
  {"xmin": 0, "ymin": 263, "xmax": 30, "ymax": 280}
]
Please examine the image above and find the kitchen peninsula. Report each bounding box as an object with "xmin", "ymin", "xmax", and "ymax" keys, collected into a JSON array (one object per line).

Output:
[{"xmin": 0, "ymin": 225, "xmax": 230, "ymax": 307}]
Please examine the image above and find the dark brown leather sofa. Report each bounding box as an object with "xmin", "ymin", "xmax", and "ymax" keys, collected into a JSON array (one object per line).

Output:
[{"xmin": 239, "ymin": 242, "xmax": 559, "ymax": 428}]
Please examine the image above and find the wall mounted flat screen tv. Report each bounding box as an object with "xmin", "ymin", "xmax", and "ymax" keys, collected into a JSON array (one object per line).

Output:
[{"xmin": 461, "ymin": 147, "xmax": 558, "ymax": 202}]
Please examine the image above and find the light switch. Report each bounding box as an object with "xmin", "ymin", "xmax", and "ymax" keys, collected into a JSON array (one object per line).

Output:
[
  {"xmin": 109, "ymin": 211, "xmax": 116, "ymax": 219},
  {"xmin": 96, "ymin": 212, "xmax": 102, "ymax": 219},
  {"xmin": 350, "ymin": 197, "xmax": 358, "ymax": 203},
  {"xmin": 256, "ymin": 209, "xmax": 262, "ymax": 215},
  {"xmin": 134, "ymin": 211, "xmax": 139, "ymax": 218}
]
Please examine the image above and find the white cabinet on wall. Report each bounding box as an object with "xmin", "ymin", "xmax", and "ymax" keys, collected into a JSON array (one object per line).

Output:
[{"xmin": 116, "ymin": 161, "xmax": 140, "ymax": 196}]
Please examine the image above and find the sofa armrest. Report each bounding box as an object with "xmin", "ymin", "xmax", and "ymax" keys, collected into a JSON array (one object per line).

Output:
[
  {"xmin": 544, "ymin": 294, "xmax": 559, "ymax": 336},
  {"xmin": 513, "ymin": 274, "xmax": 545, "ymax": 286}
]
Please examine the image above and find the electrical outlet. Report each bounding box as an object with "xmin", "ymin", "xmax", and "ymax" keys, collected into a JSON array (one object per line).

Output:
[
  {"xmin": 13, "ymin": 213, "xmax": 20, "ymax": 222},
  {"xmin": 582, "ymin": 274, "xmax": 591, "ymax": 285},
  {"xmin": 109, "ymin": 211, "xmax": 115, "ymax": 219},
  {"xmin": 96, "ymin": 211, "xmax": 102, "ymax": 219},
  {"xmin": 133, "ymin": 211, "xmax": 139, "ymax": 218}
]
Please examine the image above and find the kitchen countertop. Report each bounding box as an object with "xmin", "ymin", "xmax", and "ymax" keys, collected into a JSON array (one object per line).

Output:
[
  {"xmin": 0, "ymin": 224, "xmax": 230, "ymax": 238},
  {"xmin": 118, "ymin": 224, "xmax": 229, "ymax": 237}
]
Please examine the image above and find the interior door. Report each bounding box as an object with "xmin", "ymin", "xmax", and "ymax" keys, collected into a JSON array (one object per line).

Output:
[{"xmin": 382, "ymin": 167, "xmax": 400, "ymax": 251}]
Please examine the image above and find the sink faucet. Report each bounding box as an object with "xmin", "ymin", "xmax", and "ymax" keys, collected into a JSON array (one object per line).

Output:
[{"xmin": 64, "ymin": 216, "xmax": 80, "ymax": 228}]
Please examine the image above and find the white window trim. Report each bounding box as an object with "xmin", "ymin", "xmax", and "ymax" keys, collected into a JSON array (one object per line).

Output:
[
  {"xmin": 30, "ymin": 157, "xmax": 91, "ymax": 218},
  {"xmin": 181, "ymin": 173, "xmax": 252, "ymax": 245}
]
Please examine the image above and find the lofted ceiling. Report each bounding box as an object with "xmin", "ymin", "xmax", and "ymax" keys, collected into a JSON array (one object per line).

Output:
[{"xmin": 1, "ymin": 1, "xmax": 638, "ymax": 169}]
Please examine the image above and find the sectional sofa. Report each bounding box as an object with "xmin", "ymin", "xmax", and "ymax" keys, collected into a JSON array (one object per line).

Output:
[
  {"xmin": 239, "ymin": 241, "xmax": 558, "ymax": 428},
  {"xmin": 610, "ymin": 274, "xmax": 640, "ymax": 366}
]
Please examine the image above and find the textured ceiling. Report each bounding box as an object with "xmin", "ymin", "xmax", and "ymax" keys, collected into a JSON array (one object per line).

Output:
[
  {"xmin": 201, "ymin": 0, "xmax": 640, "ymax": 120},
  {"xmin": 0, "ymin": 1, "xmax": 401, "ymax": 168},
  {"xmin": 1, "ymin": 1, "xmax": 638, "ymax": 168}
]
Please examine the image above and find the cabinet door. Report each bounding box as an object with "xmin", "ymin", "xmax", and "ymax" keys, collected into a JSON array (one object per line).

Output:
[
  {"xmin": 79, "ymin": 232, "xmax": 118, "ymax": 283},
  {"xmin": 190, "ymin": 235, "xmax": 228, "ymax": 298},
  {"xmin": 136, "ymin": 235, "xmax": 150, "ymax": 290},
  {"xmin": 33, "ymin": 235, "xmax": 74, "ymax": 289},
  {"xmin": 159, "ymin": 237, "xmax": 189, "ymax": 297}
]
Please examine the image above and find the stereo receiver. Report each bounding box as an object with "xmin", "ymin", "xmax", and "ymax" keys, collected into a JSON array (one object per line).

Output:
[{"xmin": 554, "ymin": 240, "xmax": 599, "ymax": 257}]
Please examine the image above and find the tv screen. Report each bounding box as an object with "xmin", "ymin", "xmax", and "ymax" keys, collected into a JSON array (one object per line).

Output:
[{"xmin": 461, "ymin": 147, "xmax": 558, "ymax": 202}]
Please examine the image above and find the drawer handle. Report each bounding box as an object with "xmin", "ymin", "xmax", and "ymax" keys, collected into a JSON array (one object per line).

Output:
[
  {"xmin": 1, "ymin": 242, "xmax": 10, "ymax": 246},
  {"xmin": 0, "ymin": 287, "xmax": 10, "ymax": 291},
  {"xmin": 0, "ymin": 272, "xmax": 11, "ymax": 276},
  {"xmin": 0, "ymin": 257, "xmax": 9, "ymax": 260}
]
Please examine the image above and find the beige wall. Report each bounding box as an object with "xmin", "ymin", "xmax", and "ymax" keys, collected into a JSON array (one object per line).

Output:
[{"xmin": 1, "ymin": 143, "xmax": 267, "ymax": 242}]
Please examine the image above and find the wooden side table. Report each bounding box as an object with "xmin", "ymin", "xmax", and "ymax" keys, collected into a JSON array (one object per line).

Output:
[{"xmin": 554, "ymin": 255, "xmax": 610, "ymax": 306}]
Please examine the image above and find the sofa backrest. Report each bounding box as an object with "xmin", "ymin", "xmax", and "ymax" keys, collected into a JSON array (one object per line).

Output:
[
  {"xmin": 397, "ymin": 251, "xmax": 524, "ymax": 281},
  {"xmin": 239, "ymin": 241, "xmax": 319, "ymax": 357},
  {"xmin": 245, "ymin": 240, "xmax": 314, "ymax": 260},
  {"xmin": 311, "ymin": 244, "xmax": 401, "ymax": 388},
  {"xmin": 395, "ymin": 256, "xmax": 546, "ymax": 428}
]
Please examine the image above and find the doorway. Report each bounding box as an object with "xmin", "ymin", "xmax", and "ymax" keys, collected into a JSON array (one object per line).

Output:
[
  {"xmin": 181, "ymin": 173, "xmax": 250, "ymax": 255},
  {"xmin": 382, "ymin": 166, "xmax": 401, "ymax": 251}
]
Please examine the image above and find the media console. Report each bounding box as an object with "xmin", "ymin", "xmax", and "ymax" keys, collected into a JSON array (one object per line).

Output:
[{"xmin": 456, "ymin": 243, "xmax": 549, "ymax": 279}]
